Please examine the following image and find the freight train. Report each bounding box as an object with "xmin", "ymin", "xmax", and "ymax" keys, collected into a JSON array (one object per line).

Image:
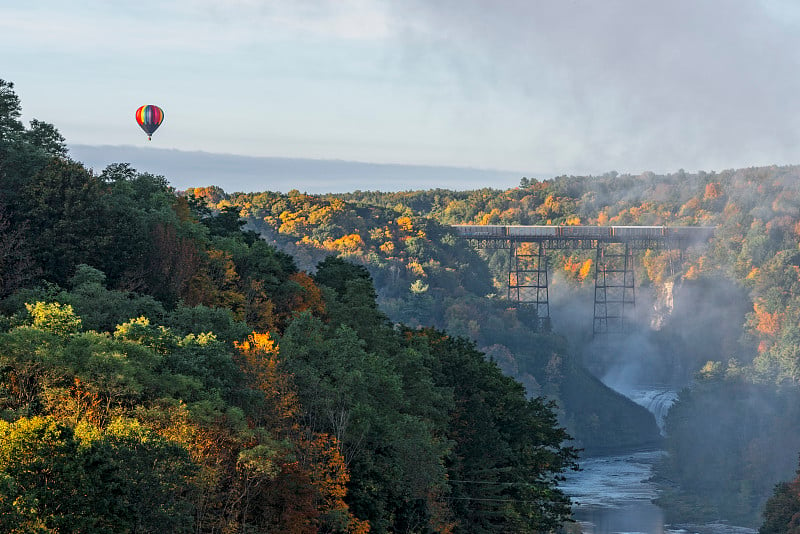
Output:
[{"xmin": 452, "ymin": 225, "xmax": 714, "ymax": 241}]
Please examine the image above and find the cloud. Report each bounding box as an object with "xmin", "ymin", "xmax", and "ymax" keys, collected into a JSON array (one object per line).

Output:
[
  {"xmin": 0, "ymin": 0, "xmax": 392, "ymax": 58},
  {"xmin": 386, "ymin": 1, "xmax": 800, "ymax": 173},
  {"xmin": 6, "ymin": 1, "xmax": 800, "ymax": 174}
]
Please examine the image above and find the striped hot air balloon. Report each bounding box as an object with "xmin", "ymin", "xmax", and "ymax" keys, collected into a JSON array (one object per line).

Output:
[{"xmin": 135, "ymin": 105, "xmax": 164, "ymax": 140}]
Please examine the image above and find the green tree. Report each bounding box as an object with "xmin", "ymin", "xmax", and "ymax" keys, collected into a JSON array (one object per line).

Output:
[
  {"xmin": 57, "ymin": 264, "xmax": 167, "ymax": 333},
  {"xmin": 0, "ymin": 79, "xmax": 23, "ymax": 139},
  {"xmin": 0, "ymin": 416, "xmax": 197, "ymax": 533},
  {"xmin": 408, "ymin": 329, "xmax": 579, "ymax": 533},
  {"xmin": 279, "ymin": 314, "xmax": 437, "ymax": 532},
  {"xmin": 83, "ymin": 419, "xmax": 198, "ymax": 533},
  {"xmin": 0, "ymin": 417, "xmax": 93, "ymax": 532},
  {"xmin": 18, "ymin": 159, "xmax": 111, "ymax": 285},
  {"xmin": 0, "ymin": 202, "xmax": 36, "ymax": 297},
  {"xmin": 24, "ymin": 119, "xmax": 67, "ymax": 158}
]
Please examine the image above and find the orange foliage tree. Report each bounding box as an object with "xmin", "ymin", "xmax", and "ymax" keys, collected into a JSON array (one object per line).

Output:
[
  {"xmin": 235, "ymin": 332, "xmax": 368, "ymax": 533},
  {"xmin": 144, "ymin": 222, "xmax": 203, "ymax": 304},
  {"xmin": 289, "ymin": 272, "xmax": 326, "ymax": 317},
  {"xmin": 751, "ymin": 302, "xmax": 783, "ymax": 338}
]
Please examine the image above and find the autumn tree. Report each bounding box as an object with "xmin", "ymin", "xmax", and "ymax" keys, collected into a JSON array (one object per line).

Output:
[
  {"xmin": 0, "ymin": 416, "xmax": 197, "ymax": 533},
  {"xmin": 235, "ymin": 331, "xmax": 367, "ymax": 533},
  {"xmin": 761, "ymin": 456, "xmax": 800, "ymax": 534}
]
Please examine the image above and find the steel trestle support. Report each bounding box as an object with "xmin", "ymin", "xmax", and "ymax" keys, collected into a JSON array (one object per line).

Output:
[
  {"xmin": 593, "ymin": 242, "xmax": 635, "ymax": 336},
  {"xmin": 507, "ymin": 240, "xmax": 549, "ymax": 328}
]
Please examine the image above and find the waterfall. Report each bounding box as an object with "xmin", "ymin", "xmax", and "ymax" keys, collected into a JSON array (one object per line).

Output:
[{"xmin": 624, "ymin": 387, "xmax": 678, "ymax": 435}]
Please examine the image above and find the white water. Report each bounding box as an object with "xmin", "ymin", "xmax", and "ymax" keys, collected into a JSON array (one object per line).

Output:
[
  {"xmin": 622, "ymin": 387, "xmax": 679, "ymax": 435},
  {"xmin": 559, "ymin": 387, "xmax": 757, "ymax": 534},
  {"xmin": 560, "ymin": 450, "xmax": 669, "ymax": 533}
]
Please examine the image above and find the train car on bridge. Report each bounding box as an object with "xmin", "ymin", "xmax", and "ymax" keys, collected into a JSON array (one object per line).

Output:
[
  {"xmin": 451, "ymin": 225, "xmax": 505, "ymax": 237},
  {"xmin": 562, "ymin": 226, "xmax": 613, "ymax": 238},
  {"xmin": 452, "ymin": 224, "xmax": 714, "ymax": 241},
  {"xmin": 505, "ymin": 225, "xmax": 559, "ymax": 237},
  {"xmin": 611, "ymin": 226, "xmax": 664, "ymax": 239}
]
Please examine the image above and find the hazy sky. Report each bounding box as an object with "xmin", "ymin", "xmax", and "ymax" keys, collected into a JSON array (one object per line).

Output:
[{"xmin": 4, "ymin": 0, "xmax": 800, "ymax": 178}]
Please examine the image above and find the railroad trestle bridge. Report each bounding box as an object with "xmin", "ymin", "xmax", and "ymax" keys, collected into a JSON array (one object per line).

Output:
[{"xmin": 452, "ymin": 225, "xmax": 715, "ymax": 335}]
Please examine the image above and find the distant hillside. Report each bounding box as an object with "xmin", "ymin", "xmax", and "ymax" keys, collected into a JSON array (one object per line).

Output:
[
  {"xmin": 68, "ymin": 144, "xmax": 526, "ymax": 194},
  {"xmin": 195, "ymin": 185, "xmax": 666, "ymax": 453}
]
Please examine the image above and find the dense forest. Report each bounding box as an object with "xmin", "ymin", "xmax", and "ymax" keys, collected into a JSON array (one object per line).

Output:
[
  {"xmin": 189, "ymin": 188, "xmax": 665, "ymax": 454},
  {"xmin": 0, "ymin": 79, "xmax": 580, "ymax": 533},
  {"xmin": 192, "ymin": 161, "xmax": 800, "ymax": 528}
]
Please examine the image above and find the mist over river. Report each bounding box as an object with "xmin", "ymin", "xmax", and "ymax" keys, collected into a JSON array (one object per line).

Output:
[{"xmin": 559, "ymin": 388, "xmax": 757, "ymax": 534}]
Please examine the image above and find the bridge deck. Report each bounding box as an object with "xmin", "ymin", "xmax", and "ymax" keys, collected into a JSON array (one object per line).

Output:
[
  {"xmin": 452, "ymin": 224, "xmax": 714, "ymax": 334},
  {"xmin": 452, "ymin": 225, "xmax": 714, "ymax": 249}
]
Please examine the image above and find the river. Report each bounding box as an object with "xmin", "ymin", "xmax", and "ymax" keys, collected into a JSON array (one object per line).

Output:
[{"xmin": 558, "ymin": 387, "xmax": 758, "ymax": 534}]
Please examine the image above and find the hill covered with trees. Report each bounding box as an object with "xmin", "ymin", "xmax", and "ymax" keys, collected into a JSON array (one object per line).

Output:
[
  {"xmin": 0, "ymin": 79, "xmax": 580, "ymax": 533},
  {"xmin": 188, "ymin": 186, "xmax": 665, "ymax": 454},
  {"xmin": 197, "ymin": 165, "xmax": 800, "ymax": 528}
]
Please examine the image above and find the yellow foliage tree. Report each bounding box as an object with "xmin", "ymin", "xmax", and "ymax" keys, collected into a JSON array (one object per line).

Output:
[
  {"xmin": 396, "ymin": 216, "xmax": 414, "ymax": 232},
  {"xmin": 328, "ymin": 234, "xmax": 364, "ymax": 254},
  {"xmin": 578, "ymin": 258, "xmax": 593, "ymax": 282}
]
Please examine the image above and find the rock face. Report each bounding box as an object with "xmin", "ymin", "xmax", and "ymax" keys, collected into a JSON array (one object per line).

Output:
[{"xmin": 651, "ymin": 280, "xmax": 674, "ymax": 331}]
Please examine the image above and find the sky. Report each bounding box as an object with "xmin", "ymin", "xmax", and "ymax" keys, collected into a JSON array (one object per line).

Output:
[{"xmin": 4, "ymin": 0, "xmax": 800, "ymax": 190}]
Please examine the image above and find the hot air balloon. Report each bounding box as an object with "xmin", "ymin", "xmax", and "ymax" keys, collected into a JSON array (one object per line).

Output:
[{"xmin": 135, "ymin": 105, "xmax": 164, "ymax": 140}]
